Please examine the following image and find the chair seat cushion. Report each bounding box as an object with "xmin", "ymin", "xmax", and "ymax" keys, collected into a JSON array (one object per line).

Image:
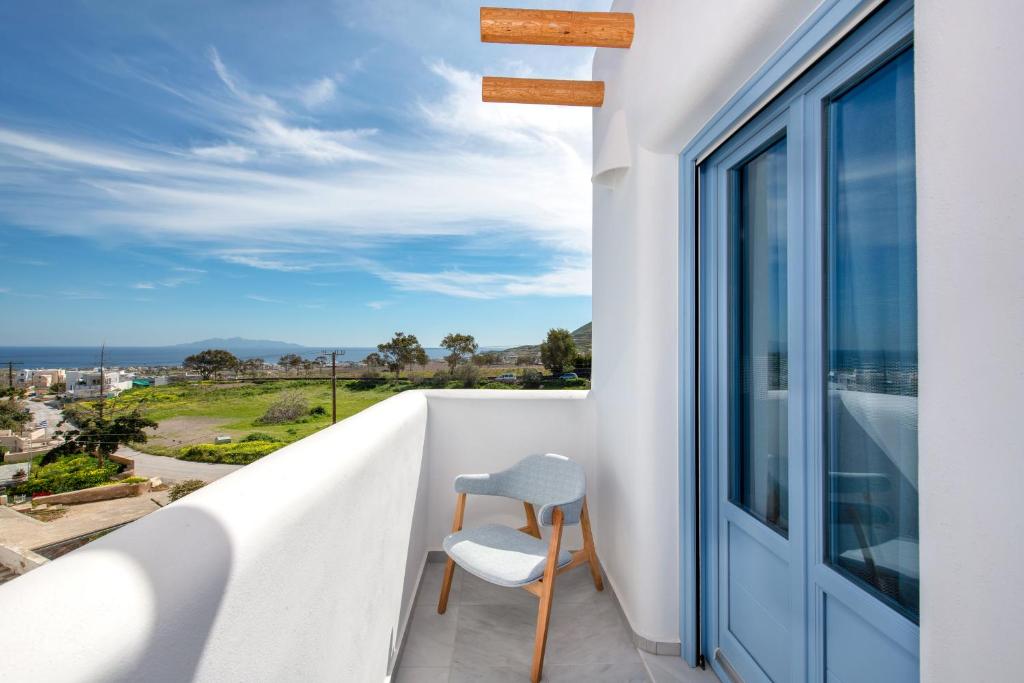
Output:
[{"xmin": 443, "ymin": 524, "xmax": 573, "ymax": 587}]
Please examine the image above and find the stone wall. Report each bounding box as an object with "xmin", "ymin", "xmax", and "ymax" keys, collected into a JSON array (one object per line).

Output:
[{"xmin": 32, "ymin": 481, "xmax": 149, "ymax": 506}]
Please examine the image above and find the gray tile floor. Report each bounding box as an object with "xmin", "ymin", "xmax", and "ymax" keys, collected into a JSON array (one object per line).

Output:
[{"xmin": 395, "ymin": 562, "xmax": 719, "ymax": 683}]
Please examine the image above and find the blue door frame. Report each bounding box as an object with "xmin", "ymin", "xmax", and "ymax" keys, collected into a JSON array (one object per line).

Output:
[{"xmin": 679, "ymin": 1, "xmax": 919, "ymax": 679}]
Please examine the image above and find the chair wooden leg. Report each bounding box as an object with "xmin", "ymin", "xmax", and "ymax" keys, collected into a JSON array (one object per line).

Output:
[
  {"xmin": 438, "ymin": 558, "xmax": 457, "ymax": 614},
  {"xmin": 580, "ymin": 498, "xmax": 603, "ymax": 591},
  {"xmin": 523, "ymin": 502, "xmax": 542, "ymax": 538},
  {"xmin": 438, "ymin": 493, "xmax": 467, "ymax": 614},
  {"xmin": 531, "ymin": 507, "xmax": 564, "ymax": 683}
]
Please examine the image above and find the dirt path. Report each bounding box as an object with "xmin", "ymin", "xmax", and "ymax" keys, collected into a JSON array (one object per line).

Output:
[{"xmin": 142, "ymin": 415, "xmax": 234, "ymax": 452}]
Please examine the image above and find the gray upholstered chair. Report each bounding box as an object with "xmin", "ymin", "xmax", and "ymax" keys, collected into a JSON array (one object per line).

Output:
[{"xmin": 437, "ymin": 453, "xmax": 602, "ymax": 682}]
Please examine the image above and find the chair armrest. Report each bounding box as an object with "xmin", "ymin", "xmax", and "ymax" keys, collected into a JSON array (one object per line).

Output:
[
  {"xmin": 538, "ymin": 496, "xmax": 585, "ymax": 527},
  {"xmin": 454, "ymin": 473, "xmax": 504, "ymax": 496}
]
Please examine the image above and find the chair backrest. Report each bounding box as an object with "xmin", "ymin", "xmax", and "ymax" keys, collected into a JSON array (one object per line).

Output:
[{"xmin": 496, "ymin": 453, "xmax": 586, "ymax": 526}]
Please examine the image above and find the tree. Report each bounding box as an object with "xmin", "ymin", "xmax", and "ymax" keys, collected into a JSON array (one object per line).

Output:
[
  {"xmin": 277, "ymin": 353, "xmax": 304, "ymax": 372},
  {"xmin": 239, "ymin": 357, "xmax": 265, "ymax": 377},
  {"xmin": 440, "ymin": 333, "xmax": 478, "ymax": 374},
  {"xmin": 377, "ymin": 332, "xmax": 428, "ymax": 378},
  {"xmin": 363, "ymin": 352, "xmax": 383, "ymax": 368},
  {"xmin": 472, "ymin": 351, "xmax": 504, "ymax": 366},
  {"xmin": 540, "ymin": 328, "xmax": 577, "ymax": 375},
  {"xmin": 183, "ymin": 349, "xmax": 239, "ymax": 379},
  {"xmin": 0, "ymin": 396, "xmax": 30, "ymax": 431},
  {"xmin": 45, "ymin": 403, "xmax": 157, "ymax": 467}
]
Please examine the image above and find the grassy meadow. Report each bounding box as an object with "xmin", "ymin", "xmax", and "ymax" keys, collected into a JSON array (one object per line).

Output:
[
  {"xmin": 99, "ymin": 380, "xmax": 401, "ymax": 459},
  {"xmin": 77, "ymin": 370, "xmax": 589, "ymax": 463}
]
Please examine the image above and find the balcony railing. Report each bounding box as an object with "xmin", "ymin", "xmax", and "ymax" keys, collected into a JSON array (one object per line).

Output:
[{"xmin": 0, "ymin": 390, "xmax": 597, "ymax": 681}]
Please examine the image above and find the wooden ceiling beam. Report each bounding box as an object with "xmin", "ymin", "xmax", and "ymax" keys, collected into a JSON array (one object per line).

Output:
[
  {"xmin": 480, "ymin": 7, "xmax": 634, "ymax": 48},
  {"xmin": 482, "ymin": 77, "xmax": 604, "ymax": 107}
]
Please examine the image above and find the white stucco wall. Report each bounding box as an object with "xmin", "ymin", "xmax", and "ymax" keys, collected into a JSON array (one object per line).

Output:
[
  {"xmin": 592, "ymin": 0, "xmax": 823, "ymax": 644},
  {"xmin": 915, "ymin": 2, "xmax": 1024, "ymax": 680},
  {"xmin": 593, "ymin": 0, "xmax": 1024, "ymax": 670},
  {"xmin": 0, "ymin": 390, "xmax": 594, "ymax": 681},
  {"xmin": 424, "ymin": 390, "xmax": 595, "ymax": 551},
  {"xmin": 0, "ymin": 392, "xmax": 430, "ymax": 682}
]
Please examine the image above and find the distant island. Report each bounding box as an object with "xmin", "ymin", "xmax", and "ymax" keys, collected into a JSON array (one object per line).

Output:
[
  {"xmin": 170, "ymin": 337, "xmax": 308, "ymax": 350},
  {"xmin": 1, "ymin": 324, "xmax": 593, "ymax": 370}
]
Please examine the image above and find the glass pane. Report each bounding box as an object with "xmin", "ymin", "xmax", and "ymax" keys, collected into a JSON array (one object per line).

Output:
[
  {"xmin": 825, "ymin": 48, "xmax": 918, "ymax": 619},
  {"xmin": 730, "ymin": 136, "xmax": 789, "ymax": 536}
]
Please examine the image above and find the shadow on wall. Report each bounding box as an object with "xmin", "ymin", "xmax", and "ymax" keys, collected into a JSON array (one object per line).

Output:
[
  {"xmin": 113, "ymin": 506, "xmax": 233, "ymax": 682},
  {"xmin": 0, "ymin": 505, "xmax": 233, "ymax": 682}
]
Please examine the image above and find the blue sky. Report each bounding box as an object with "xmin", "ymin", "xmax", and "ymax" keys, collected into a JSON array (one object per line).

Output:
[{"xmin": 0, "ymin": 0, "xmax": 605, "ymax": 347}]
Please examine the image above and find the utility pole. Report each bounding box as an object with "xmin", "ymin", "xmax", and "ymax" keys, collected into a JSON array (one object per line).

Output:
[
  {"xmin": 3, "ymin": 360, "xmax": 24, "ymax": 396},
  {"xmin": 321, "ymin": 349, "xmax": 346, "ymax": 424},
  {"xmin": 97, "ymin": 343, "xmax": 106, "ymax": 420}
]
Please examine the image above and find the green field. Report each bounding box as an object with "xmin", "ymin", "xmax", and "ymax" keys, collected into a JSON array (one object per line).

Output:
[
  {"xmin": 84, "ymin": 373, "xmax": 589, "ymax": 464},
  {"xmin": 103, "ymin": 380, "xmax": 401, "ymax": 459}
]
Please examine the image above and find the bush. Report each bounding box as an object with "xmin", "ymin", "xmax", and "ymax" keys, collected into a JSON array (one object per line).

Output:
[
  {"xmin": 179, "ymin": 441, "xmax": 279, "ymax": 465},
  {"xmin": 520, "ymin": 369, "xmax": 543, "ymax": 389},
  {"xmin": 309, "ymin": 405, "xmax": 327, "ymax": 416},
  {"xmin": 241, "ymin": 432, "xmax": 279, "ymax": 443},
  {"xmin": 15, "ymin": 456, "xmax": 119, "ymax": 495},
  {"xmin": 414, "ymin": 371, "xmax": 450, "ymax": 389},
  {"xmin": 257, "ymin": 391, "xmax": 309, "ymax": 424},
  {"xmin": 454, "ymin": 364, "xmax": 480, "ymax": 388},
  {"xmin": 169, "ymin": 479, "xmax": 206, "ymax": 502}
]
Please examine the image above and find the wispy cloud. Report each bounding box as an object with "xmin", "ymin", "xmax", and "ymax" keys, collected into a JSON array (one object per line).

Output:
[
  {"xmin": 0, "ymin": 50, "xmax": 593, "ymax": 298},
  {"xmin": 299, "ymin": 77, "xmax": 338, "ymax": 108},
  {"xmin": 220, "ymin": 251, "xmax": 313, "ymax": 272},
  {"xmin": 248, "ymin": 116, "xmax": 376, "ymax": 163},
  {"xmin": 131, "ymin": 282, "xmax": 156, "ymax": 289},
  {"xmin": 59, "ymin": 289, "xmax": 107, "ymax": 300},
  {"xmin": 366, "ymin": 300, "xmax": 391, "ymax": 310},
  {"xmin": 377, "ymin": 262, "xmax": 591, "ymax": 299},
  {"xmin": 246, "ymin": 294, "xmax": 285, "ymax": 304},
  {"xmin": 208, "ymin": 47, "xmax": 281, "ymax": 114},
  {"xmin": 191, "ymin": 143, "xmax": 256, "ymax": 163}
]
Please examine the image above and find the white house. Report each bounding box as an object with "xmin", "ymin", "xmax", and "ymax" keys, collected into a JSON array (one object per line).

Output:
[
  {"xmin": 0, "ymin": 2, "xmax": 1020, "ymax": 682},
  {"xmin": 15, "ymin": 368, "xmax": 65, "ymax": 389},
  {"xmin": 65, "ymin": 369, "xmax": 134, "ymax": 399}
]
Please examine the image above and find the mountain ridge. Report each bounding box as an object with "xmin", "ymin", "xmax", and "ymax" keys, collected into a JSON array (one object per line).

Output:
[
  {"xmin": 170, "ymin": 337, "xmax": 308, "ymax": 350},
  {"xmin": 502, "ymin": 322, "xmax": 591, "ymax": 357}
]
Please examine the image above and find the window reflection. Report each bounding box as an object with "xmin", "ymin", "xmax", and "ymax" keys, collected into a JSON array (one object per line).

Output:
[
  {"xmin": 730, "ymin": 136, "xmax": 789, "ymax": 536},
  {"xmin": 825, "ymin": 48, "xmax": 918, "ymax": 619}
]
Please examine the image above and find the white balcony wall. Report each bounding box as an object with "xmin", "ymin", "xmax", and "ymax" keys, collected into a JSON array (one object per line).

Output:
[
  {"xmin": 424, "ymin": 390, "xmax": 595, "ymax": 551},
  {"xmin": 0, "ymin": 390, "xmax": 594, "ymax": 681},
  {"xmin": 0, "ymin": 391, "xmax": 430, "ymax": 682}
]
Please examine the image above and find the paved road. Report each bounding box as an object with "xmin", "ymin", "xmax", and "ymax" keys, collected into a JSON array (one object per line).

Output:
[
  {"xmin": 24, "ymin": 398, "xmax": 64, "ymax": 438},
  {"xmin": 118, "ymin": 446, "xmax": 242, "ymax": 484}
]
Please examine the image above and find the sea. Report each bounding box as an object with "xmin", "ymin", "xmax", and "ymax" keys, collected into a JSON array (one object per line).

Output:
[{"xmin": 0, "ymin": 345, "xmax": 456, "ymax": 370}]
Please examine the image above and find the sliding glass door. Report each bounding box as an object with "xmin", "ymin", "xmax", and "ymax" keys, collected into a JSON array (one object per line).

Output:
[{"xmin": 698, "ymin": 3, "xmax": 918, "ymax": 680}]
